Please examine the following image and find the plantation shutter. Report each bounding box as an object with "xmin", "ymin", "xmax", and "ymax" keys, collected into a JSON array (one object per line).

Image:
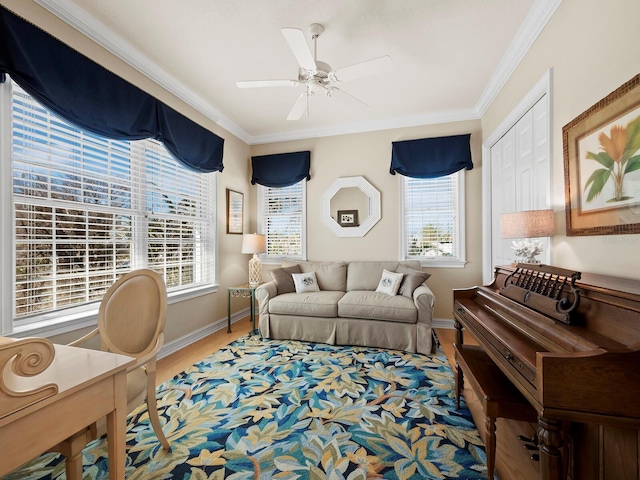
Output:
[
  {"xmin": 262, "ymin": 182, "xmax": 303, "ymax": 258},
  {"xmin": 404, "ymin": 175, "xmax": 460, "ymax": 259},
  {"xmin": 13, "ymin": 84, "xmax": 134, "ymax": 320}
]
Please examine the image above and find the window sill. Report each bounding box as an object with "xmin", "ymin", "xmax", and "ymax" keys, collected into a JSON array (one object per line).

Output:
[
  {"xmin": 416, "ymin": 259, "xmax": 467, "ymax": 268},
  {"xmin": 9, "ymin": 283, "xmax": 218, "ymax": 339}
]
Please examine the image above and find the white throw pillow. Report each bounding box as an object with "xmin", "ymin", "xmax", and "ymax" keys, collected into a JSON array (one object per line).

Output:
[
  {"xmin": 375, "ymin": 269, "xmax": 404, "ymax": 296},
  {"xmin": 292, "ymin": 271, "xmax": 320, "ymax": 293}
]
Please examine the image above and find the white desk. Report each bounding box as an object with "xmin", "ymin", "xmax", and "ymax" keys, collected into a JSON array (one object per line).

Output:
[{"xmin": 0, "ymin": 338, "xmax": 134, "ymax": 479}]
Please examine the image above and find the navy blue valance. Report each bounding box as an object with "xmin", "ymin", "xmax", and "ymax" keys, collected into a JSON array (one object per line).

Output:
[
  {"xmin": 0, "ymin": 6, "xmax": 224, "ymax": 173},
  {"xmin": 390, "ymin": 134, "xmax": 472, "ymax": 178},
  {"xmin": 251, "ymin": 151, "xmax": 311, "ymax": 188}
]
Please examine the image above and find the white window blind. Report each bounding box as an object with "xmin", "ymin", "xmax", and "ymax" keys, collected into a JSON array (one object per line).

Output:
[
  {"xmin": 9, "ymin": 81, "xmax": 215, "ymax": 326},
  {"xmin": 402, "ymin": 172, "xmax": 465, "ymax": 265},
  {"xmin": 144, "ymin": 141, "xmax": 215, "ymax": 288},
  {"xmin": 259, "ymin": 181, "xmax": 305, "ymax": 259}
]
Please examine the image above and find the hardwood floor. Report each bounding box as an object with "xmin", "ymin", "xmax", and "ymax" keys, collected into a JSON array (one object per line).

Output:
[
  {"xmin": 156, "ymin": 317, "xmax": 253, "ymax": 384},
  {"xmin": 156, "ymin": 321, "xmax": 539, "ymax": 480}
]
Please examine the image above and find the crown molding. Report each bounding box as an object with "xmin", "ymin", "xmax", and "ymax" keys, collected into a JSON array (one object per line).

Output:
[
  {"xmin": 474, "ymin": 0, "xmax": 563, "ymax": 117},
  {"xmin": 250, "ymin": 108, "xmax": 480, "ymax": 145},
  {"xmin": 34, "ymin": 0, "xmax": 252, "ymax": 144},
  {"xmin": 34, "ymin": 0, "xmax": 561, "ymax": 146}
]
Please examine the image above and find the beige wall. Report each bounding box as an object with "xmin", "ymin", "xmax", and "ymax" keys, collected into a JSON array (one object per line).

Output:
[
  {"xmin": 482, "ymin": 0, "xmax": 640, "ymax": 278},
  {"xmin": 0, "ymin": 1, "xmax": 252, "ymax": 345},
  {"xmin": 250, "ymin": 120, "xmax": 484, "ymax": 320}
]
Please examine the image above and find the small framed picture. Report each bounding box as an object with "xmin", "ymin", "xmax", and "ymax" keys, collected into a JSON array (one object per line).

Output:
[
  {"xmin": 337, "ymin": 210, "xmax": 359, "ymax": 227},
  {"xmin": 226, "ymin": 189, "xmax": 243, "ymax": 234}
]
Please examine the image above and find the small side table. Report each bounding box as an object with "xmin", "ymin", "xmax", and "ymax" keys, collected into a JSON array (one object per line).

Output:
[{"xmin": 227, "ymin": 283, "xmax": 261, "ymax": 335}]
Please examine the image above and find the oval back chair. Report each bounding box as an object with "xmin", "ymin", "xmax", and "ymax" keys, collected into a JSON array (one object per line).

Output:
[{"xmin": 53, "ymin": 269, "xmax": 171, "ymax": 479}]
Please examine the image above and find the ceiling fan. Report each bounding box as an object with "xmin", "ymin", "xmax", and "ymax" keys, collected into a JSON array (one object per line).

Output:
[{"xmin": 236, "ymin": 23, "xmax": 393, "ymax": 120}]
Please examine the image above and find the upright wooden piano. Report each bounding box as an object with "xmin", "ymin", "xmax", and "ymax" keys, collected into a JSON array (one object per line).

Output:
[{"xmin": 453, "ymin": 264, "xmax": 640, "ymax": 480}]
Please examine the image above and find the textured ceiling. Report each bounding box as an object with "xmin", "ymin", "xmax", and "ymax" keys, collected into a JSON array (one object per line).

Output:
[{"xmin": 37, "ymin": 0, "xmax": 554, "ymax": 144}]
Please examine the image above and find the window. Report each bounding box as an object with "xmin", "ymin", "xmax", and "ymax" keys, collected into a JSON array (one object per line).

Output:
[
  {"xmin": 400, "ymin": 171, "xmax": 466, "ymax": 267},
  {"xmin": 1, "ymin": 80, "xmax": 216, "ymax": 335},
  {"xmin": 257, "ymin": 181, "xmax": 306, "ymax": 262}
]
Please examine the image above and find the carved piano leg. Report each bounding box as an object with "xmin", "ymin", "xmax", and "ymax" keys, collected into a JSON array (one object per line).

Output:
[
  {"xmin": 454, "ymin": 319, "xmax": 463, "ymax": 345},
  {"xmin": 537, "ymin": 416, "xmax": 564, "ymax": 480},
  {"xmin": 455, "ymin": 361, "xmax": 464, "ymax": 409},
  {"xmin": 485, "ymin": 416, "xmax": 497, "ymax": 480},
  {"xmin": 454, "ymin": 320, "xmax": 464, "ymax": 409}
]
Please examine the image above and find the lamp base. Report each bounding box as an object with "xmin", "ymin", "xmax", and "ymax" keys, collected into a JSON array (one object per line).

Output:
[{"xmin": 248, "ymin": 254, "xmax": 262, "ymax": 286}]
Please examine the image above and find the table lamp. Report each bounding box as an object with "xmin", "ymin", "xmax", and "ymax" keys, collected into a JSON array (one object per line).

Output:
[
  {"xmin": 241, "ymin": 233, "xmax": 266, "ymax": 286},
  {"xmin": 500, "ymin": 209, "xmax": 554, "ymax": 264}
]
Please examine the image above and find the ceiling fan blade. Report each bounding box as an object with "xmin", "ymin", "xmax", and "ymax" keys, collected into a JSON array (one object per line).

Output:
[
  {"xmin": 327, "ymin": 87, "xmax": 369, "ymax": 110},
  {"xmin": 287, "ymin": 92, "xmax": 310, "ymax": 121},
  {"xmin": 332, "ymin": 55, "xmax": 394, "ymax": 82},
  {"xmin": 281, "ymin": 28, "xmax": 317, "ymax": 72},
  {"xmin": 236, "ymin": 79, "xmax": 300, "ymax": 88}
]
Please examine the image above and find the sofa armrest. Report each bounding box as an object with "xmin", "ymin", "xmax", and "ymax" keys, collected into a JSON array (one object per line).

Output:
[
  {"xmin": 256, "ymin": 281, "xmax": 277, "ymax": 317},
  {"xmin": 413, "ymin": 283, "xmax": 435, "ymax": 325}
]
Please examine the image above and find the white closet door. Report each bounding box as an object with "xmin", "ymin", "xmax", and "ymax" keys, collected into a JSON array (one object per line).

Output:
[
  {"xmin": 515, "ymin": 109, "xmax": 534, "ymax": 211},
  {"xmin": 490, "ymin": 95, "xmax": 550, "ymax": 270},
  {"xmin": 490, "ymin": 127, "xmax": 516, "ymax": 268}
]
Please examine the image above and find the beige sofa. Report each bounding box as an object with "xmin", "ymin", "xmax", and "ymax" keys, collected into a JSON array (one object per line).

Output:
[{"xmin": 256, "ymin": 260, "xmax": 435, "ymax": 355}]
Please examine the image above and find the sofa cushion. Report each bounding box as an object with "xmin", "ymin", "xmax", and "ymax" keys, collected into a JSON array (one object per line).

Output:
[
  {"xmin": 292, "ymin": 271, "xmax": 320, "ymax": 293},
  {"xmin": 338, "ymin": 291, "xmax": 417, "ymax": 323},
  {"xmin": 283, "ymin": 260, "xmax": 346, "ymax": 291},
  {"xmin": 396, "ymin": 265, "xmax": 431, "ymax": 298},
  {"xmin": 346, "ymin": 261, "xmax": 401, "ymax": 291},
  {"xmin": 269, "ymin": 291, "xmax": 344, "ymax": 317},
  {"xmin": 269, "ymin": 264, "xmax": 302, "ymax": 294},
  {"xmin": 375, "ymin": 269, "xmax": 404, "ymax": 296}
]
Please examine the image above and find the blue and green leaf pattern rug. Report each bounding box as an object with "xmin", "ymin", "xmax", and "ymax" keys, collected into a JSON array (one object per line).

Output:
[{"xmin": 4, "ymin": 336, "xmax": 492, "ymax": 479}]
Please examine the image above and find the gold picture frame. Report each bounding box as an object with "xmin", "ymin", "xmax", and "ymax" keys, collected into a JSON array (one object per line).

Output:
[
  {"xmin": 226, "ymin": 189, "xmax": 243, "ymax": 234},
  {"xmin": 563, "ymin": 74, "xmax": 640, "ymax": 236}
]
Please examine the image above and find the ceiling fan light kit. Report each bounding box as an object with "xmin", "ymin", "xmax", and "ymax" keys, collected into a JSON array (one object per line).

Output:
[{"xmin": 236, "ymin": 23, "xmax": 393, "ymax": 121}]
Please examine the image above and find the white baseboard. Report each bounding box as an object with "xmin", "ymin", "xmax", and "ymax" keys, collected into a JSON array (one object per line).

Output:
[
  {"xmin": 157, "ymin": 307, "xmax": 250, "ymax": 359},
  {"xmin": 432, "ymin": 317, "xmax": 455, "ymax": 329}
]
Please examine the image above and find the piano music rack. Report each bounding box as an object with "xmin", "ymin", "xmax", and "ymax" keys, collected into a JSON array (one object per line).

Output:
[{"xmin": 500, "ymin": 263, "xmax": 582, "ymax": 324}]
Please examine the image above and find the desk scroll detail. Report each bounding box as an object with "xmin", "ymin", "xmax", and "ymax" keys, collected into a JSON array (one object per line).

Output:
[
  {"xmin": 0, "ymin": 337, "xmax": 58, "ymax": 419},
  {"xmin": 500, "ymin": 264, "xmax": 582, "ymax": 324}
]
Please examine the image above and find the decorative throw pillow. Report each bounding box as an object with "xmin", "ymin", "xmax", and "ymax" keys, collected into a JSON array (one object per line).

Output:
[
  {"xmin": 269, "ymin": 264, "xmax": 302, "ymax": 294},
  {"xmin": 292, "ymin": 271, "xmax": 320, "ymax": 293},
  {"xmin": 396, "ymin": 265, "xmax": 431, "ymax": 298},
  {"xmin": 375, "ymin": 269, "xmax": 404, "ymax": 296}
]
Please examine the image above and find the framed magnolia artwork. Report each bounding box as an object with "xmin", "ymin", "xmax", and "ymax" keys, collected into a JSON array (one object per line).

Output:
[{"xmin": 563, "ymin": 73, "xmax": 640, "ymax": 235}]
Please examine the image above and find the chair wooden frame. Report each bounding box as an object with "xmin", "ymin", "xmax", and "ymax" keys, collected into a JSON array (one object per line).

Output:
[{"xmin": 53, "ymin": 269, "xmax": 171, "ymax": 479}]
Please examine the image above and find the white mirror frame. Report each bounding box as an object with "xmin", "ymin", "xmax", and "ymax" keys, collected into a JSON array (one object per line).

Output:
[{"xmin": 321, "ymin": 176, "xmax": 381, "ymax": 237}]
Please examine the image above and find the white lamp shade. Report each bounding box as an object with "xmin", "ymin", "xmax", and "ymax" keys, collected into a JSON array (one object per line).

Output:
[
  {"xmin": 241, "ymin": 234, "xmax": 266, "ymax": 254},
  {"xmin": 500, "ymin": 210, "xmax": 554, "ymax": 239}
]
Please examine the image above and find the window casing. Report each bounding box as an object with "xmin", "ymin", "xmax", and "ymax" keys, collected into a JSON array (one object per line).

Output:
[
  {"xmin": 399, "ymin": 171, "xmax": 466, "ymax": 267},
  {"xmin": 257, "ymin": 181, "xmax": 306, "ymax": 263},
  {"xmin": 1, "ymin": 79, "xmax": 217, "ymax": 336}
]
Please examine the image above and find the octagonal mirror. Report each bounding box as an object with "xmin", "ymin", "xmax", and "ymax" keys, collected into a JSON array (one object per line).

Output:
[{"xmin": 321, "ymin": 176, "xmax": 381, "ymax": 237}]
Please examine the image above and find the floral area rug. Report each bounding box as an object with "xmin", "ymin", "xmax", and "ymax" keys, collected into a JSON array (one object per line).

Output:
[{"xmin": 4, "ymin": 336, "xmax": 492, "ymax": 479}]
